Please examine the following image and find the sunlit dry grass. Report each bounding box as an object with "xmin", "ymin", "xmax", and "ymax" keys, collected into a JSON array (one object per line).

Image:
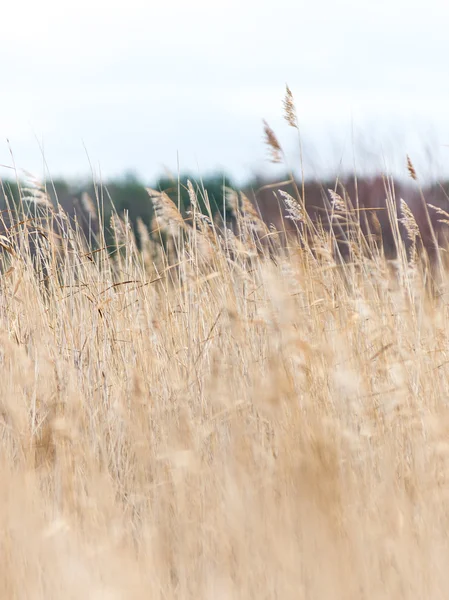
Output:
[{"xmin": 1, "ymin": 143, "xmax": 449, "ymax": 598}]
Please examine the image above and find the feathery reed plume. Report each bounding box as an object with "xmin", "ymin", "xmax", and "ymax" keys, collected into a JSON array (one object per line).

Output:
[
  {"xmin": 369, "ymin": 211, "xmax": 382, "ymax": 237},
  {"xmin": 427, "ymin": 203, "xmax": 449, "ymax": 227},
  {"xmin": 222, "ymin": 227, "xmax": 252, "ymax": 257},
  {"xmin": 185, "ymin": 180, "xmax": 216, "ymax": 238},
  {"xmin": 22, "ymin": 182, "xmax": 53, "ymax": 209},
  {"xmin": 81, "ymin": 192, "xmax": 98, "ymax": 225},
  {"xmin": 328, "ymin": 189, "xmax": 346, "ymax": 212},
  {"xmin": 225, "ymin": 187, "xmax": 240, "ymax": 217},
  {"xmin": 278, "ymin": 190, "xmax": 304, "ymax": 223},
  {"xmin": 263, "ymin": 120, "xmax": 282, "ymax": 163},
  {"xmin": 150, "ymin": 214, "xmax": 160, "ymax": 236},
  {"xmin": 146, "ymin": 187, "xmax": 186, "ymax": 235},
  {"xmin": 283, "ymin": 85, "xmax": 298, "ymax": 129},
  {"xmin": 399, "ymin": 198, "xmax": 421, "ymax": 269},
  {"xmin": 136, "ymin": 216, "xmax": 150, "ymax": 248},
  {"xmin": 400, "ymin": 199, "xmax": 420, "ymax": 241},
  {"xmin": 406, "ymin": 155, "xmax": 417, "ymax": 181},
  {"xmin": 240, "ymin": 192, "xmax": 269, "ymax": 235},
  {"xmin": 186, "ymin": 180, "xmax": 200, "ymax": 214},
  {"xmin": 110, "ymin": 213, "xmax": 128, "ymax": 247}
]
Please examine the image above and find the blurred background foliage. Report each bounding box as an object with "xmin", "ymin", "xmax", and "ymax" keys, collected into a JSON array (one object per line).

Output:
[{"xmin": 0, "ymin": 171, "xmax": 238, "ymax": 233}]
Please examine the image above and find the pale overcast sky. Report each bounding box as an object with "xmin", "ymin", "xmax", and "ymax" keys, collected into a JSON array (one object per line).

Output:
[{"xmin": 1, "ymin": 0, "xmax": 449, "ymax": 184}]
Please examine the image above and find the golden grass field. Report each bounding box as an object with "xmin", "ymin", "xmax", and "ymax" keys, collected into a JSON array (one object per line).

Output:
[{"xmin": 2, "ymin": 96, "xmax": 449, "ymax": 598}]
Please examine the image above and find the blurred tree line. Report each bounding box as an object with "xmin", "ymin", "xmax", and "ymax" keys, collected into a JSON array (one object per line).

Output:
[
  {"xmin": 0, "ymin": 170, "xmax": 237, "ymax": 243},
  {"xmin": 0, "ymin": 173, "xmax": 238, "ymax": 253},
  {"xmin": 4, "ymin": 169, "xmax": 449, "ymax": 263}
]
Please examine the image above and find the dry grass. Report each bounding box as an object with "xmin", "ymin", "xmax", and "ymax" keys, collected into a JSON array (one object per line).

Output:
[{"xmin": 2, "ymin": 152, "xmax": 449, "ymax": 599}]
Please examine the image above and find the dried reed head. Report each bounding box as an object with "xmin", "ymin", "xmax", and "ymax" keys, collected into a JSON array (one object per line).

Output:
[
  {"xmin": 240, "ymin": 192, "xmax": 269, "ymax": 235},
  {"xmin": 81, "ymin": 192, "xmax": 98, "ymax": 225},
  {"xmin": 283, "ymin": 85, "xmax": 298, "ymax": 129},
  {"xmin": 186, "ymin": 180, "xmax": 200, "ymax": 214},
  {"xmin": 225, "ymin": 187, "xmax": 240, "ymax": 217},
  {"xmin": 110, "ymin": 213, "xmax": 128, "ymax": 247},
  {"xmin": 278, "ymin": 190, "xmax": 304, "ymax": 223},
  {"xmin": 263, "ymin": 120, "xmax": 282, "ymax": 163},
  {"xmin": 428, "ymin": 203, "xmax": 449, "ymax": 226},
  {"xmin": 136, "ymin": 216, "xmax": 150, "ymax": 248},
  {"xmin": 369, "ymin": 211, "xmax": 382, "ymax": 237},
  {"xmin": 406, "ymin": 155, "xmax": 417, "ymax": 181},
  {"xmin": 400, "ymin": 199, "xmax": 420, "ymax": 241},
  {"xmin": 328, "ymin": 189, "xmax": 346, "ymax": 212},
  {"xmin": 21, "ymin": 184, "xmax": 53, "ymax": 209},
  {"xmin": 146, "ymin": 187, "xmax": 186, "ymax": 236}
]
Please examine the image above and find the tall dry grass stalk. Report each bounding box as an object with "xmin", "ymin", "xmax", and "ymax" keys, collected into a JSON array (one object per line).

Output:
[
  {"xmin": 0, "ymin": 160, "xmax": 449, "ymax": 599},
  {"xmin": 406, "ymin": 155, "xmax": 443, "ymax": 280}
]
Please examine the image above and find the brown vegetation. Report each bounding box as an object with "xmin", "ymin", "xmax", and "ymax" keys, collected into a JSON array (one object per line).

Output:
[{"xmin": 2, "ymin": 92, "xmax": 449, "ymax": 597}]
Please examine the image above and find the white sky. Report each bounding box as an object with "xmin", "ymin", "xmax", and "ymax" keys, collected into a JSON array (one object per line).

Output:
[{"xmin": 1, "ymin": 0, "xmax": 449, "ymax": 184}]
